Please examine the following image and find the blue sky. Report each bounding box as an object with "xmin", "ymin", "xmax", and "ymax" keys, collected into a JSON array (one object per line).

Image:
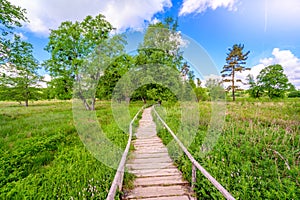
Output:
[{"xmin": 8, "ymin": 0, "xmax": 300, "ymax": 88}]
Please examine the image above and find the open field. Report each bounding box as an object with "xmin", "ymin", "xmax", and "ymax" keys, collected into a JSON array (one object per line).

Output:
[
  {"xmin": 155, "ymin": 100, "xmax": 300, "ymax": 199},
  {"xmin": 1, "ymin": 99, "xmax": 299, "ymax": 199},
  {"xmin": 0, "ymin": 100, "xmax": 142, "ymax": 199}
]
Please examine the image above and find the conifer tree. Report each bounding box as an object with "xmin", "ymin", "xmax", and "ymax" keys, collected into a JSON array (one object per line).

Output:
[{"xmin": 221, "ymin": 44, "xmax": 250, "ymax": 101}]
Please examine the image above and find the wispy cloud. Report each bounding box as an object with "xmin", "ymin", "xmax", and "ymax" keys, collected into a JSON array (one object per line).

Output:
[
  {"xmin": 8, "ymin": 0, "xmax": 172, "ymax": 35},
  {"xmin": 263, "ymin": 0, "xmax": 300, "ymax": 32},
  {"xmin": 179, "ymin": 0, "xmax": 238, "ymax": 16}
]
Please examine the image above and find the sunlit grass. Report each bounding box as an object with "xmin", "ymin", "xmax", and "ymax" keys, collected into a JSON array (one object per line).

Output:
[
  {"xmin": 155, "ymin": 99, "xmax": 300, "ymax": 199},
  {"xmin": 0, "ymin": 100, "xmax": 143, "ymax": 199}
]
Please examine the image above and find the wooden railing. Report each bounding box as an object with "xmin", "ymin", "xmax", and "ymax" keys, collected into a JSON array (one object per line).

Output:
[
  {"xmin": 153, "ymin": 106, "xmax": 235, "ymax": 200},
  {"xmin": 106, "ymin": 106, "xmax": 144, "ymax": 200}
]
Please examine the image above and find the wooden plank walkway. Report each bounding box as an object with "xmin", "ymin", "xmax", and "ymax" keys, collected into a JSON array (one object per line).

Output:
[{"xmin": 123, "ymin": 107, "xmax": 195, "ymax": 200}]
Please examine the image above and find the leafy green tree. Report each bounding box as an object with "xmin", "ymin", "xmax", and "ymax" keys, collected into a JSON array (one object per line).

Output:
[
  {"xmin": 192, "ymin": 77, "xmax": 208, "ymax": 101},
  {"xmin": 97, "ymin": 54, "xmax": 132, "ymax": 100},
  {"xmin": 74, "ymin": 34, "xmax": 127, "ymax": 110},
  {"xmin": 194, "ymin": 87, "xmax": 208, "ymax": 102},
  {"xmin": 44, "ymin": 14, "xmax": 113, "ymax": 100},
  {"xmin": 221, "ymin": 44, "xmax": 250, "ymax": 101},
  {"xmin": 134, "ymin": 17, "xmax": 184, "ymax": 103},
  {"xmin": 0, "ymin": 0, "xmax": 27, "ymax": 32},
  {"xmin": 257, "ymin": 64, "xmax": 292, "ymax": 98},
  {"xmin": 246, "ymin": 74, "xmax": 263, "ymax": 98},
  {"xmin": 0, "ymin": 35, "xmax": 40, "ymax": 106},
  {"xmin": 0, "ymin": 0, "xmax": 27, "ymax": 62},
  {"xmin": 205, "ymin": 78, "xmax": 225, "ymax": 100}
]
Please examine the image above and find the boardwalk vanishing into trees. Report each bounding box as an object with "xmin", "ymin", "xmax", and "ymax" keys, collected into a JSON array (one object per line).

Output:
[
  {"xmin": 123, "ymin": 107, "xmax": 195, "ymax": 199},
  {"xmin": 107, "ymin": 106, "xmax": 235, "ymax": 200}
]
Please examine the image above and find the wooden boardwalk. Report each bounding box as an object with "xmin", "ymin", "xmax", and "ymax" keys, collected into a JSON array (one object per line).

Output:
[{"xmin": 124, "ymin": 107, "xmax": 195, "ymax": 200}]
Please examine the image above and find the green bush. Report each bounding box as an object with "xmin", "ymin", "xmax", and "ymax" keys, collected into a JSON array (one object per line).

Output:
[{"xmin": 288, "ymin": 90, "xmax": 300, "ymax": 98}]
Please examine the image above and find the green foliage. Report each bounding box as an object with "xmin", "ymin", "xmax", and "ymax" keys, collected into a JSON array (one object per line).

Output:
[
  {"xmin": 246, "ymin": 74, "xmax": 263, "ymax": 98},
  {"xmin": 84, "ymin": 35, "xmax": 129, "ymax": 102},
  {"xmin": 155, "ymin": 100, "xmax": 300, "ymax": 199},
  {"xmin": 288, "ymin": 90, "xmax": 300, "ymax": 98},
  {"xmin": 0, "ymin": 0, "xmax": 28, "ymax": 64},
  {"xmin": 0, "ymin": 100, "xmax": 142, "ymax": 199},
  {"xmin": 205, "ymin": 78, "xmax": 225, "ymax": 100},
  {"xmin": 193, "ymin": 87, "xmax": 208, "ymax": 101},
  {"xmin": 0, "ymin": 35, "xmax": 40, "ymax": 106},
  {"xmin": 0, "ymin": 0, "xmax": 27, "ymax": 33},
  {"xmin": 133, "ymin": 17, "xmax": 187, "ymax": 103},
  {"xmin": 257, "ymin": 64, "xmax": 291, "ymax": 98},
  {"xmin": 44, "ymin": 14, "xmax": 113, "ymax": 100},
  {"xmin": 45, "ymin": 77, "xmax": 73, "ymax": 100},
  {"xmin": 74, "ymin": 34, "xmax": 127, "ymax": 110},
  {"xmin": 0, "ymin": 2, "xmax": 41, "ymax": 106},
  {"xmin": 221, "ymin": 44, "xmax": 250, "ymax": 101}
]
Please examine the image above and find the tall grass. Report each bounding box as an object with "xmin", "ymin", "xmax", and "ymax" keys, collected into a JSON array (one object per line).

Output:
[
  {"xmin": 155, "ymin": 100, "xmax": 300, "ymax": 199},
  {"xmin": 0, "ymin": 100, "xmax": 143, "ymax": 199}
]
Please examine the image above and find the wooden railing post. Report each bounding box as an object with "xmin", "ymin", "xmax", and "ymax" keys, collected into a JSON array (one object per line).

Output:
[
  {"xmin": 192, "ymin": 163, "xmax": 196, "ymax": 189},
  {"xmin": 107, "ymin": 106, "xmax": 144, "ymax": 200},
  {"xmin": 153, "ymin": 106, "xmax": 235, "ymax": 200}
]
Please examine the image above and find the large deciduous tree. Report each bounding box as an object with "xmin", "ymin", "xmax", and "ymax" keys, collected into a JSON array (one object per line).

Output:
[
  {"xmin": 134, "ymin": 17, "xmax": 185, "ymax": 103},
  {"xmin": 1, "ymin": 35, "xmax": 40, "ymax": 106},
  {"xmin": 257, "ymin": 64, "xmax": 291, "ymax": 98},
  {"xmin": 75, "ymin": 34, "xmax": 127, "ymax": 110},
  {"xmin": 44, "ymin": 14, "xmax": 113, "ymax": 100},
  {"xmin": 221, "ymin": 44, "xmax": 250, "ymax": 101}
]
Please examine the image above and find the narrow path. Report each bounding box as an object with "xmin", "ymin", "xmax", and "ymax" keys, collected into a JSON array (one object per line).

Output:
[{"xmin": 123, "ymin": 107, "xmax": 195, "ymax": 200}]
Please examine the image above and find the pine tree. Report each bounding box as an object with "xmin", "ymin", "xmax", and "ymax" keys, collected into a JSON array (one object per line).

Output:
[{"xmin": 221, "ymin": 44, "xmax": 250, "ymax": 101}]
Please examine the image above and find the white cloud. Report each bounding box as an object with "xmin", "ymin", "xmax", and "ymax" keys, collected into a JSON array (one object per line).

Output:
[
  {"xmin": 264, "ymin": 0, "xmax": 300, "ymax": 31},
  {"xmin": 8, "ymin": 0, "xmax": 172, "ymax": 35},
  {"xmin": 179, "ymin": 0, "xmax": 238, "ymax": 16},
  {"xmin": 202, "ymin": 74, "xmax": 222, "ymax": 88},
  {"xmin": 150, "ymin": 17, "xmax": 161, "ymax": 25},
  {"xmin": 238, "ymin": 48, "xmax": 300, "ymax": 89},
  {"xmin": 38, "ymin": 74, "xmax": 52, "ymax": 88}
]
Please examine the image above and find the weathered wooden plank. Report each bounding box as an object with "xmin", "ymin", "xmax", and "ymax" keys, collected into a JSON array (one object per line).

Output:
[
  {"xmin": 127, "ymin": 157, "xmax": 172, "ymax": 164},
  {"xmin": 123, "ymin": 107, "xmax": 195, "ymax": 200},
  {"xmin": 134, "ymin": 175, "xmax": 188, "ymax": 186},
  {"xmin": 138, "ymin": 195, "xmax": 193, "ymax": 200},
  {"xmin": 129, "ymin": 152, "xmax": 170, "ymax": 159},
  {"xmin": 127, "ymin": 168, "xmax": 182, "ymax": 178},
  {"xmin": 126, "ymin": 163, "xmax": 176, "ymax": 170},
  {"xmin": 126, "ymin": 185, "xmax": 189, "ymax": 199}
]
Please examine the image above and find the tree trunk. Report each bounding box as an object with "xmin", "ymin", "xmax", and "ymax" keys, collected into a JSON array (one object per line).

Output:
[
  {"xmin": 91, "ymin": 98, "xmax": 96, "ymax": 111},
  {"xmin": 232, "ymin": 68, "xmax": 235, "ymax": 101},
  {"xmin": 125, "ymin": 97, "xmax": 130, "ymax": 104},
  {"xmin": 142, "ymin": 97, "xmax": 147, "ymax": 104},
  {"xmin": 25, "ymin": 83, "xmax": 29, "ymax": 107}
]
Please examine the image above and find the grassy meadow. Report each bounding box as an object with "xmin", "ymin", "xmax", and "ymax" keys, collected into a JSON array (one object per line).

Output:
[
  {"xmin": 0, "ymin": 99, "xmax": 299, "ymax": 199},
  {"xmin": 155, "ymin": 99, "xmax": 300, "ymax": 199},
  {"xmin": 0, "ymin": 100, "xmax": 142, "ymax": 199}
]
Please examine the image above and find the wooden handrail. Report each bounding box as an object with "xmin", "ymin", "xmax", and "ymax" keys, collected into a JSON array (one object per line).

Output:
[
  {"xmin": 153, "ymin": 106, "xmax": 235, "ymax": 200},
  {"xmin": 106, "ymin": 106, "xmax": 144, "ymax": 200}
]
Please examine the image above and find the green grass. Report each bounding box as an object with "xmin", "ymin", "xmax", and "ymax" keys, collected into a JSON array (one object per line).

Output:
[
  {"xmin": 0, "ymin": 100, "xmax": 143, "ymax": 199},
  {"xmin": 155, "ymin": 100, "xmax": 300, "ymax": 199}
]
